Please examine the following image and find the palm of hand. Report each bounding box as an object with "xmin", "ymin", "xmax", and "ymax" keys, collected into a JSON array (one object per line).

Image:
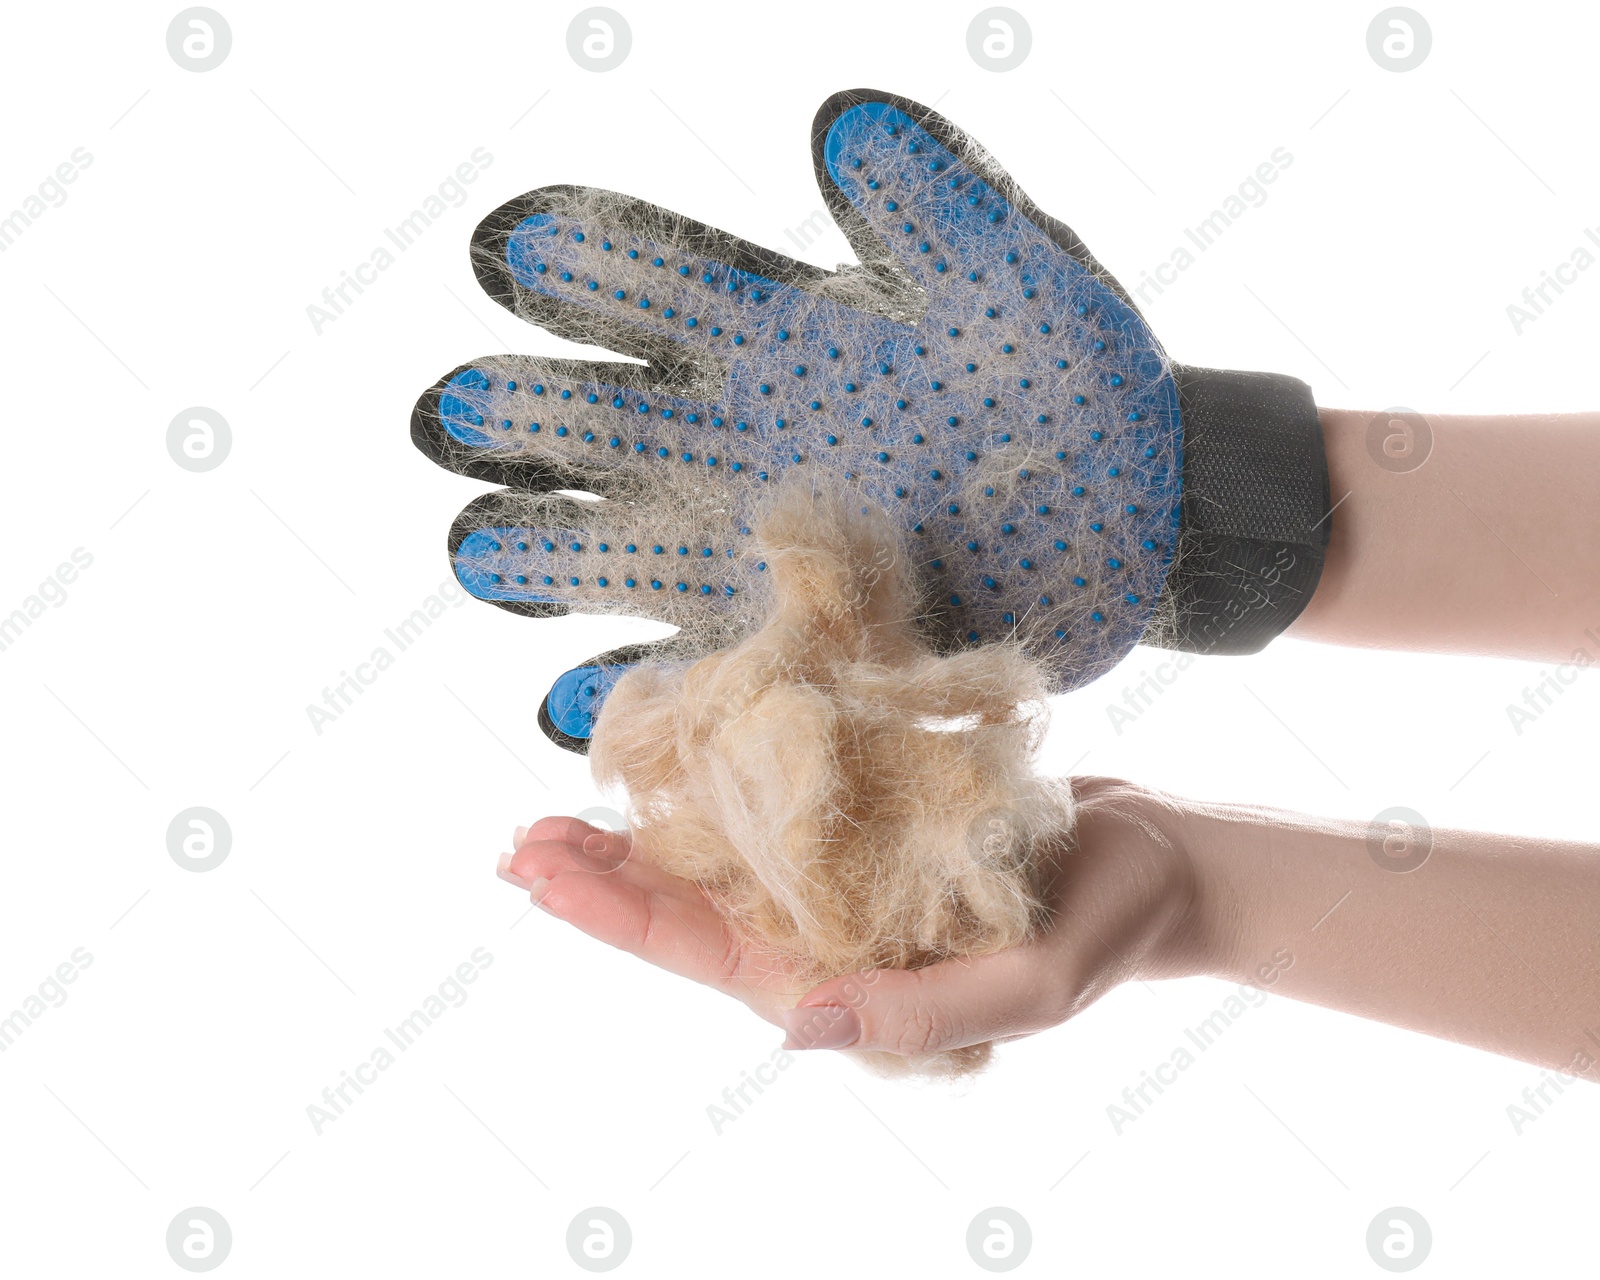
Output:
[{"xmin": 503, "ymin": 781, "xmax": 1202, "ymax": 1060}]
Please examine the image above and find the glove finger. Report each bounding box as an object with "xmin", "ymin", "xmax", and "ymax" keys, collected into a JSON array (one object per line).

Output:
[
  {"xmin": 413, "ymin": 355, "xmax": 736, "ymax": 495},
  {"xmin": 812, "ymin": 90, "xmax": 1136, "ymax": 311},
  {"xmin": 473, "ymin": 186, "xmax": 860, "ymax": 374},
  {"xmin": 805, "ymin": 90, "xmax": 1181, "ymax": 677},
  {"xmin": 448, "ymin": 489, "xmax": 766, "ymax": 634},
  {"xmin": 537, "ymin": 637, "xmax": 706, "ymax": 755}
]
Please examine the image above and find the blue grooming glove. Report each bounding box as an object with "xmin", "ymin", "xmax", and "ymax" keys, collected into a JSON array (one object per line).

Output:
[{"xmin": 413, "ymin": 90, "xmax": 1330, "ymax": 753}]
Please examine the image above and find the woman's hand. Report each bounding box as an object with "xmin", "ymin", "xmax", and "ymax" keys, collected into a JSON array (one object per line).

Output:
[
  {"xmin": 499, "ymin": 782, "xmax": 1600, "ymax": 1077},
  {"xmin": 497, "ymin": 779, "xmax": 1214, "ymax": 1059},
  {"xmin": 498, "ymin": 814, "xmax": 815, "ymax": 1029}
]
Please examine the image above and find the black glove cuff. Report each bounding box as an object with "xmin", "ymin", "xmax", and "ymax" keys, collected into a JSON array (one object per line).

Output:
[{"xmin": 1157, "ymin": 365, "xmax": 1331, "ymax": 655}]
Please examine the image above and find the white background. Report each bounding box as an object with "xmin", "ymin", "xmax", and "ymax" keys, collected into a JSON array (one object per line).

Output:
[{"xmin": 2, "ymin": 0, "xmax": 1596, "ymax": 1274}]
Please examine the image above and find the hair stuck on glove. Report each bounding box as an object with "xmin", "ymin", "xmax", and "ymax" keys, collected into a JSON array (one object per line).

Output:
[
  {"xmin": 589, "ymin": 480, "xmax": 1075, "ymax": 1077},
  {"xmin": 422, "ymin": 91, "xmax": 1187, "ymax": 698}
]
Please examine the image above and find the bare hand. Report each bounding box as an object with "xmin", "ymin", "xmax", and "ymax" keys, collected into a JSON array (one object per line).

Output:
[{"xmin": 497, "ymin": 780, "xmax": 1206, "ymax": 1058}]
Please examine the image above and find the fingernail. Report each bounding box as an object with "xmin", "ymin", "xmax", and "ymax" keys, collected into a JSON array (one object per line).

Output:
[
  {"xmin": 782, "ymin": 1004, "xmax": 860, "ymax": 1051},
  {"xmin": 496, "ymin": 850, "xmax": 535, "ymax": 891},
  {"xmin": 513, "ymin": 825, "xmax": 529, "ymax": 848},
  {"xmin": 526, "ymin": 876, "xmax": 553, "ymax": 907}
]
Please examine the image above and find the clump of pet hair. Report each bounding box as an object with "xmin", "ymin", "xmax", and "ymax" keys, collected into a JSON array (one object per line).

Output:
[{"xmin": 589, "ymin": 481, "xmax": 1075, "ymax": 1076}]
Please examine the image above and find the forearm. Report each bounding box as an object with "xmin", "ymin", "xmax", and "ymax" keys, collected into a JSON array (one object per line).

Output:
[
  {"xmin": 1169, "ymin": 795, "xmax": 1600, "ymax": 1079},
  {"xmin": 1287, "ymin": 408, "xmax": 1600, "ymax": 661}
]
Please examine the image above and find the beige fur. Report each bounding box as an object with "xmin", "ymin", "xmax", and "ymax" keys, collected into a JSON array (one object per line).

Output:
[{"xmin": 590, "ymin": 483, "xmax": 1075, "ymax": 1075}]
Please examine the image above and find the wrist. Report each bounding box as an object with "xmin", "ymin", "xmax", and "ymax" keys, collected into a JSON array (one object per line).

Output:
[
  {"xmin": 1064, "ymin": 779, "xmax": 1241, "ymax": 987},
  {"xmin": 1123, "ymin": 788, "xmax": 1263, "ymax": 986}
]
